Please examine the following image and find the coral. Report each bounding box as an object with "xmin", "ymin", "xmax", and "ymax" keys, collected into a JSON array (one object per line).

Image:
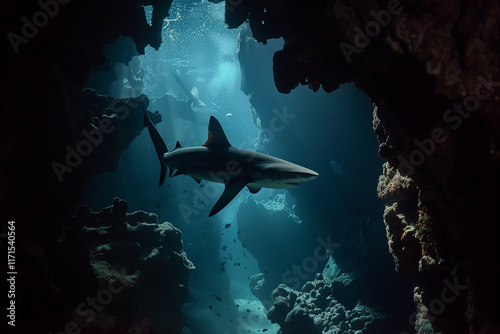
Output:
[
  {"xmin": 267, "ymin": 274, "xmax": 386, "ymax": 334},
  {"xmin": 377, "ymin": 162, "xmax": 417, "ymax": 203}
]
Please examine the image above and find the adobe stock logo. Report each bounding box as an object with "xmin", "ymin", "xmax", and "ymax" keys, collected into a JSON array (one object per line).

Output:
[
  {"xmin": 339, "ymin": 0, "xmax": 406, "ymax": 64},
  {"xmin": 48, "ymin": 267, "xmax": 130, "ymax": 334},
  {"xmin": 400, "ymin": 277, "xmax": 467, "ymax": 334},
  {"xmin": 281, "ymin": 235, "xmax": 340, "ymax": 290},
  {"xmin": 6, "ymin": 0, "xmax": 72, "ymax": 54},
  {"xmin": 51, "ymin": 97, "xmax": 137, "ymax": 183},
  {"xmin": 398, "ymin": 74, "xmax": 499, "ymax": 176}
]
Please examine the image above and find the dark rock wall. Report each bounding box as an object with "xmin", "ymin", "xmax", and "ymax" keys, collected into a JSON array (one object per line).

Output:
[
  {"xmin": 0, "ymin": 1, "xmax": 185, "ymax": 332},
  {"xmin": 224, "ymin": 0, "xmax": 500, "ymax": 333}
]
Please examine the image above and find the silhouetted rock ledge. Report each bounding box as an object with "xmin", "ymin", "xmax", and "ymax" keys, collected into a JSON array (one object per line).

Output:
[{"xmin": 69, "ymin": 197, "xmax": 195, "ymax": 334}]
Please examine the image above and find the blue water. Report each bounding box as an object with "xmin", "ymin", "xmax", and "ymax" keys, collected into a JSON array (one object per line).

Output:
[{"xmin": 80, "ymin": 1, "xmax": 413, "ymax": 333}]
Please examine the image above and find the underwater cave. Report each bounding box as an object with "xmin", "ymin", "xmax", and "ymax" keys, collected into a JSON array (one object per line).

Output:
[{"xmin": 1, "ymin": 1, "xmax": 499, "ymax": 334}]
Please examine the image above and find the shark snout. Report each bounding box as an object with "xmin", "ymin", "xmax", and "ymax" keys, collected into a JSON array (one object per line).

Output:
[
  {"xmin": 281, "ymin": 169, "xmax": 319, "ymax": 183},
  {"xmin": 300, "ymin": 170, "xmax": 319, "ymax": 181},
  {"xmin": 308, "ymin": 170, "xmax": 319, "ymax": 179}
]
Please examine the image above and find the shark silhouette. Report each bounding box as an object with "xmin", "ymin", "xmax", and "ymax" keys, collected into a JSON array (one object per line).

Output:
[{"xmin": 144, "ymin": 110, "xmax": 319, "ymax": 216}]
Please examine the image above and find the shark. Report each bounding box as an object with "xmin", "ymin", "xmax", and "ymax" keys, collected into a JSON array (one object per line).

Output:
[
  {"xmin": 143, "ymin": 110, "xmax": 319, "ymax": 216},
  {"xmin": 329, "ymin": 160, "xmax": 347, "ymax": 176},
  {"xmin": 172, "ymin": 71, "xmax": 208, "ymax": 113}
]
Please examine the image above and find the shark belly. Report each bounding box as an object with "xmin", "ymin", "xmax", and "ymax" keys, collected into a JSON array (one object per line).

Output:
[
  {"xmin": 165, "ymin": 147, "xmax": 248, "ymax": 184},
  {"xmin": 248, "ymin": 179, "xmax": 298, "ymax": 189}
]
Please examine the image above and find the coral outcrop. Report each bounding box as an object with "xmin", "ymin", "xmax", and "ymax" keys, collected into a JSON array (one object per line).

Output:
[{"xmin": 267, "ymin": 274, "xmax": 386, "ymax": 334}]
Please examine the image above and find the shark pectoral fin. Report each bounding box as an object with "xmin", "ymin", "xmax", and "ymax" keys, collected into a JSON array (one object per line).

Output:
[
  {"xmin": 209, "ymin": 179, "xmax": 248, "ymax": 217},
  {"xmin": 247, "ymin": 184, "xmax": 262, "ymax": 194}
]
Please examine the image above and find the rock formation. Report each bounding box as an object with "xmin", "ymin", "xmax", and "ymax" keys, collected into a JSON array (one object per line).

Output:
[
  {"xmin": 267, "ymin": 274, "xmax": 386, "ymax": 334},
  {"xmin": 69, "ymin": 197, "xmax": 195, "ymax": 333},
  {"xmin": 225, "ymin": 1, "xmax": 500, "ymax": 333}
]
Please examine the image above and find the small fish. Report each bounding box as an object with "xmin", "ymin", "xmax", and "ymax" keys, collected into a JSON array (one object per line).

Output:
[
  {"xmin": 329, "ymin": 160, "xmax": 347, "ymax": 176},
  {"xmin": 224, "ymin": 223, "xmax": 232, "ymax": 229},
  {"xmin": 208, "ymin": 305, "xmax": 213, "ymax": 310}
]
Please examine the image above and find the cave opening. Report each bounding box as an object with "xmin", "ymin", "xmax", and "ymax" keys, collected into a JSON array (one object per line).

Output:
[{"xmin": 78, "ymin": 2, "xmax": 414, "ymax": 333}]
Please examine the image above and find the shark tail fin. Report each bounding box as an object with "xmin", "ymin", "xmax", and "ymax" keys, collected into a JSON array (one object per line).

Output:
[{"xmin": 143, "ymin": 109, "xmax": 169, "ymax": 186}]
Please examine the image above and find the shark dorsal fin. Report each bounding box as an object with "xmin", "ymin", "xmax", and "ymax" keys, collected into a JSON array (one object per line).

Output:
[
  {"xmin": 174, "ymin": 141, "xmax": 182, "ymax": 150},
  {"xmin": 203, "ymin": 116, "xmax": 231, "ymax": 148}
]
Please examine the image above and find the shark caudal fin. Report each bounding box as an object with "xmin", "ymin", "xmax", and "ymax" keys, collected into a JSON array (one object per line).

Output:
[
  {"xmin": 202, "ymin": 116, "xmax": 231, "ymax": 149},
  {"xmin": 143, "ymin": 109, "xmax": 168, "ymax": 186}
]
